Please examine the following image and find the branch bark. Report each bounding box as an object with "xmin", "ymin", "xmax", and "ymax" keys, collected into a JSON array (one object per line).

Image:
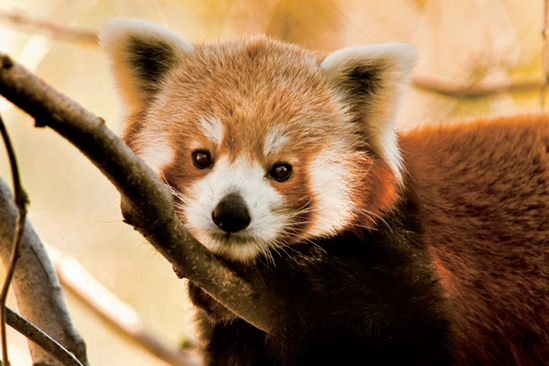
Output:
[
  {"xmin": 0, "ymin": 53, "xmax": 278, "ymax": 334},
  {"xmin": 0, "ymin": 178, "xmax": 88, "ymax": 365}
]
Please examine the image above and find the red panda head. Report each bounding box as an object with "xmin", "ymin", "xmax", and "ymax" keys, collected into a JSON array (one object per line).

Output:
[{"xmin": 100, "ymin": 19, "xmax": 416, "ymax": 263}]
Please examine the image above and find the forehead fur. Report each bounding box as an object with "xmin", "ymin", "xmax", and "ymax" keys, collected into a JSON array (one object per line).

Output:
[{"xmin": 143, "ymin": 36, "xmax": 363, "ymax": 161}]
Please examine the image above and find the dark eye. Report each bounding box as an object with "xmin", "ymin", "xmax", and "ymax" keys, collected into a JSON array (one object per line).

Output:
[
  {"xmin": 192, "ymin": 150, "xmax": 212, "ymax": 169},
  {"xmin": 270, "ymin": 163, "xmax": 292, "ymax": 182}
]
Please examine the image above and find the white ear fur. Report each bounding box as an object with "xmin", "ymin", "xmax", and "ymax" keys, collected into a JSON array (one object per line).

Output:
[
  {"xmin": 320, "ymin": 43, "xmax": 416, "ymax": 183},
  {"xmin": 99, "ymin": 18, "xmax": 193, "ymax": 111}
]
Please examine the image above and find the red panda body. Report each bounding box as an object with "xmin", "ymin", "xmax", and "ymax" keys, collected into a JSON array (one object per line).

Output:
[
  {"xmin": 401, "ymin": 116, "xmax": 549, "ymax": 364},
  {"xmin": 100, "ymin": 19, "xmax": 549, "ymax": 365}
]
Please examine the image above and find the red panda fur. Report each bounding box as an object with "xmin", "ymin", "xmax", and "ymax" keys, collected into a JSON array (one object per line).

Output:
[
  {"xmin": 99, "ymin": 19, "xmax": 548, "ymax": 366},
  {"xmin": 360, "ymin": 158, "xmax": 401, "ymax": 218},
  {"xmin": 400, "ymin": 115, "xmax": 549, "ymax": 364}
]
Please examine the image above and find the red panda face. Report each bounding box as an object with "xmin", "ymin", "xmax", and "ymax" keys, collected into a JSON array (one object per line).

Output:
[
  {"xmin": 100, "ymin": 19, "xmax": 415, "ymax": 263},
  {"xmin": 140, "ymin": 46, "xmax": 369, "ymax": 263}
]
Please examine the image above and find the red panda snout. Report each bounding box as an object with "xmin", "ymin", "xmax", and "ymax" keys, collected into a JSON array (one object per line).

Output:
[
  {"xmin": 183, "ymin": 155, "xmax": 290, "ymax": 263},
  {"xmin": 211, "ymin": 193, "xmax": 251, "ymax": 233}
]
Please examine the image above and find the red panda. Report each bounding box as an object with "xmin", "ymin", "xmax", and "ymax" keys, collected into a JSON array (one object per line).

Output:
[{"xmin": 100, "ymin": 18, "xmax": 548, "ymax": 366}]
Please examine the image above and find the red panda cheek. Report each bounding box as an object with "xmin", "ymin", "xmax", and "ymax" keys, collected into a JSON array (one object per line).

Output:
[
  {"xmin": 270, "ymin": 168, "xmax": 314, "ymax": 236},
  {"xmin": 361, "ymin": 159, "xmax": 400, "ymax": 217}
]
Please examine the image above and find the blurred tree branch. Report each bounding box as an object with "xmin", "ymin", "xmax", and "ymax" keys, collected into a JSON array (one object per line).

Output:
[
  {"xmin": 48, "ymin": 246, "xmax": 201, "ymax": 366},
  {"xmin": 0, "ymin": 10, "xmax": 97, "ymax": 46},
  {"xmin": 541, "ymin": 0, "xmax": 549, "ymax": 106},
  {"xmin": 0, "ymin": 53, "xmax": 278, "ymax": 334},
  {"xmin": 0, "ymin": 9, "xmax": 543, "ymax": 99},
  {"xmin": 411, "ymin": 74, "xmax": 540, "ymax": 98},
  {"xmin": 0, "ymin": 176, "xmax": 88, "ymax": 365}
]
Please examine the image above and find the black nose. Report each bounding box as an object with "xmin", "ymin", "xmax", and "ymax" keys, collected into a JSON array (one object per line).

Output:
[{"xmin": 212, "ymin": 193, "xmax": 251, "ymax": 233}]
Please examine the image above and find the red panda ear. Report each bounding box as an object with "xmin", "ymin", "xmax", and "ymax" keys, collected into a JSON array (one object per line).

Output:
[
  {"xmin": 99, "ymin": 18, "xmax": 193, "ymax": 113},
  {"xmin": 320, "ymin": 44, "xmax": 416, "ymax": 183}
]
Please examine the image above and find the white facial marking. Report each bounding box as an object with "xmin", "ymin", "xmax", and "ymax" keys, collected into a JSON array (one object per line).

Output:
[
  {"xmin": 199, "ymin": 116, "xmax": 225, "ymax": 145},
  {"xmin": 307, "ymin": 146, "xmax": 356, "ymax": 237},
  {"xmin": 183, "ymin": 156, "xmax": 288, "ymax": 262},
  {"xmin": 264, "ymin": 125, "xmax": 290, "ymax": 156},
  {"xmin": 188, "ymin": 140, "xmax": 202, "ymax": 151},
  {"xmin": 137, "ymin": 132, "xmax": 175, "ymax": 174}
]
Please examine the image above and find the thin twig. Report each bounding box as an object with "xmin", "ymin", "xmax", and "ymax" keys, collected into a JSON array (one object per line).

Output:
[
  {"xmin": 4, "ymin": 307, "xmax": 83, "ymax": 366},
  {"xmin": 0, "ymin": 114, "xmax": 29, "ymax": 366},
  {"xmin": 541, "ymin": 0, "xmax": 549, "ymax": 107}
]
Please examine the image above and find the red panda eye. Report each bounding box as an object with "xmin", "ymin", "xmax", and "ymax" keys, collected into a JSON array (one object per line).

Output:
[
  {"xmin": 270, "ymin": 163, "xmax": 292, "ymax": 182},
  {"xmin": 192, "ymin": 150, "xmax": 212, "ymax": 169}
]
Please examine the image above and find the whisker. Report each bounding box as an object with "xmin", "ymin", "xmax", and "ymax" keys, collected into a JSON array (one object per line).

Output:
[{"xmin": 353, "ymin": 207, "xmax": 393, "ymax": 233}]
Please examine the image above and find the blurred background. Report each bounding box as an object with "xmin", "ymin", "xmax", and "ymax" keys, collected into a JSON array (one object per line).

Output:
[{"xmin": 0, "ymin": 0, "xmax": 545, "ymax": 364}]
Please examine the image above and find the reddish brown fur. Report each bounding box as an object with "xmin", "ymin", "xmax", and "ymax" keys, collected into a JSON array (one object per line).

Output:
[
  {"xmin": 360, "ymin": 158, "xmax": 400, "ymax": 217},
  {"xmin": 400, "ymin": 114, "xmax": 549, "ymax": 364}
]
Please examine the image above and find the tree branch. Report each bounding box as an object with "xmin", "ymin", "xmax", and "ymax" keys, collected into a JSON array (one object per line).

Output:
[
  {"xmin": 0, "ymin": 113, "xmax": 29, "ymax": 366},
  {"xmin": 0, "ymin": 10, "xmax": 543, "ymax": 99},
  {"xmin": 0, "ymin": 10, "xmax": 98, "ymax": 46},
  {"xmin": 5, "ymin": 307, "xmax": 84, "ymax": 366},
  {"xmin": 0, "ymin": 53, "xmax": 278, "ymax": 334},
  {"xmin": 411, "ymin": 74, "xmax": 541, "ymax": 98},
  {"xmin": 0, "ymin": 177, "xmax": 89, "ymax": 364},
  {"xmin": 541, "ymin": 0, "xmax": 549, "ymax": 106}
]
